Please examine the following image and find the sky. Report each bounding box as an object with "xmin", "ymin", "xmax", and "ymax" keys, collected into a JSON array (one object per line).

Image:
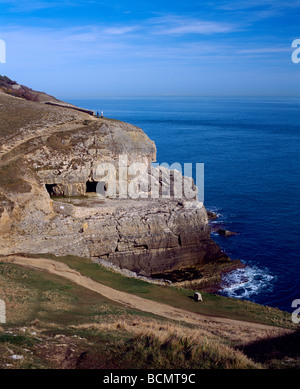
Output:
[{"xmin": 0, "ymin": 0, "xmax": 299, "ymax": 98}]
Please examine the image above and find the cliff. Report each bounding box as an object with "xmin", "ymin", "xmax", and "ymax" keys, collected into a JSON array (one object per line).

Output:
[{"xmin": 0, "ymin": 79, "xmax": 228, "ymax": 277}]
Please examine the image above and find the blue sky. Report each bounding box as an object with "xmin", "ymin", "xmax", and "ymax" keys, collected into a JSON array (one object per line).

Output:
[{"xmin": 0, "ymin": 0, "xmax": 299, "ymax": 97}]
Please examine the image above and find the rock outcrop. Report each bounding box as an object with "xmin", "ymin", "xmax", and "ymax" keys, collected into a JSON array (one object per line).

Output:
[
  {"xmin": 217, "ymin": 229, "xmax": 239, "ymax": 237},
  {"xmin": 0, "ymin": 80, "xmax": 229, "ymax": 276}
]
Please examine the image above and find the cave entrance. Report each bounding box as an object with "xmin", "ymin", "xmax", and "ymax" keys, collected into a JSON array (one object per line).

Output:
[
  {"xmin": 86, "ymin": 181, "xmax": 106, "ymax": 196},
  {"xmin": 45, "ymin": 184, "xmax": 61, "ymax": 197}
]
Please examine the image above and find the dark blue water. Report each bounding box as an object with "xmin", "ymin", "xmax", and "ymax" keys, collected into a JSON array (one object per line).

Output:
[{"xmin": 67, "ymin": 97, "xmax": 300, "ymax": 313}]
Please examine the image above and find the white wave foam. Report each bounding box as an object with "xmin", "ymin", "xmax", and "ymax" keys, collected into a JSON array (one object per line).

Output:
[{"xmin": 220, "ymin": 266, "xmax": 275, "ymax": 300}]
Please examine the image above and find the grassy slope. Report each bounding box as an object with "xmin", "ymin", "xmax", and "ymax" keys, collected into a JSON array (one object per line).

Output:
[
  {"xmin": 30, "ymin": 253, "xmax": 295, "ymax": 329},
  {"xmin": 0, "ymin": 261, "xmax": 260, "ymax": 369},
  {"xmin": 0, "ymin": 262, "xmax": 129, "ymax": 327},
  {"xmin": 1, "ymin": 258, "xmax": 299, "ymax": 369}
]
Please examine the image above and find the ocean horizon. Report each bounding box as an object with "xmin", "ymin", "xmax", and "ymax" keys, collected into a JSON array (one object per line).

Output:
[{"xmin": 66, "ymin": 96, "xmax": 300, "ymax": 313}]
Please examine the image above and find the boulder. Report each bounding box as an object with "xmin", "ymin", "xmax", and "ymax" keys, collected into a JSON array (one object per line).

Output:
[
  {"xmin": 207, "ymin": 211, "xmax": 218, "ymax": 220},
  {"xmin": 194, "ymin": 292, "xmax": 203, "ymax": 302},
  {"xmin": 217, "ymin": 229, "xmax": 239, "ymax": 237}
]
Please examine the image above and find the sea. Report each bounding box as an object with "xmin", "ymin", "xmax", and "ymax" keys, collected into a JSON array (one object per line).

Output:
[{"xmin": 67, "ymin": 96, "xmax": 300, "ymax": 313}]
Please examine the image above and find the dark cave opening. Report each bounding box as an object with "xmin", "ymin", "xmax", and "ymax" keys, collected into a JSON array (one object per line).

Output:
[
  {"xmin": 86, "ymin": 181, "xmax": 106, "ymax": 196},
  {"xmin": 45, "ymin": 184, "xmax": 61, "ymax": 197}
]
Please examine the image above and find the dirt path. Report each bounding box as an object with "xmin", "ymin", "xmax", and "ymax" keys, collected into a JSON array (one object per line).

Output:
[{"xmin": 2, "ymin": 255, "xmax": 292, "ymax": 340}]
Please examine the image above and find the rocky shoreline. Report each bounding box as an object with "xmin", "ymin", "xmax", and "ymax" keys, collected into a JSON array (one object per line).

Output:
[
  {"xmin": 186, "ymin": 209, "xmax": 245, "ymax": 293},
  {"xmin": 151, "ymin": 259, "xmax": 245, "ymax": 293}
]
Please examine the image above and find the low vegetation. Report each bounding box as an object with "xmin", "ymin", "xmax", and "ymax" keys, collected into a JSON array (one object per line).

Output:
[
  {"xmin": 32, "ymin": 253, "xmax": 295, "ymax": 329},
  {"xmin": 0, "ymin": 255, "xmax": 299, "ymax": 369}
]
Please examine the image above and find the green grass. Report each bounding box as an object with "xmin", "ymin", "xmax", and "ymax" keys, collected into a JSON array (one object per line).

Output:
[
  {"xmin": 30, "ymin": 253, "xmax": 296, "ymax": 329},
  {"xmin": 0, "ymin": 334, "xmax": 39, "ymax": 347},
  {"xmin": 0, "ymin": 256, "xmax": 298, "ymax": 369},
  {"xmin": 0, "ymin": 262, "xmax": 154, "ymax": 327}
]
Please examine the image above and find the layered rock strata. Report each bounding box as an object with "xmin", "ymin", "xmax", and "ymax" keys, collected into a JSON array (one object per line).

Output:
[{"xmin": 0, "ymin": 82, "xmax": 229, "ymax": 276}]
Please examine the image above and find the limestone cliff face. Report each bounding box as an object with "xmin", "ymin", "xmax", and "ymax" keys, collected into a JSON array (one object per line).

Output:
[
  {"xmin": 29, "ymin": 119, "xmax": 156, "ymax": 196},
  {"xmin": 0, "ymin": 85, "xmax": 228, "ymax": 276}
]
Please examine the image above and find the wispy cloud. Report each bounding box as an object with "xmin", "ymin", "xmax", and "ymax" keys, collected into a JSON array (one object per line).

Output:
[
  {"xmin": 2, "ymin": 19, "xmax": 291, "ymax": 67},
  {"xmin": 149, "ymin": 15, "xmax": 238, "ymax": 35},
  {"xmin": 102, "ymin": 26, "xmax": 139, "ymax": 35},
  {"xmin": 3, "ymin": 23, "xmax": 290, "ymax": 70},
  {"xmin": 220, "ymin": 0, "xmax": 300, "ymax": 11},
  {"xmin": 238, "ymin": 47, "xmax": 292, "ymax": 54},
  {"xmin": 95, "ymin": 15, "xmax": 238, "ymax": 37},
  {"xmin": 0, "ymin": 24, "xmax": 237, "ymax": 68},
  {"xmin": 0, "ymin": 0, "xmax": 81, "ymax": 12},
  {"xmin": 217, "ymin": 0, "xmax": 300, "ymax": 24}
]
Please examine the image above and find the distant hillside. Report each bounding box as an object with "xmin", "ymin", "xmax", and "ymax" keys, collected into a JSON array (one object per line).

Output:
[{"xmin": 0, "ymin": 75, "xmax": 59, "ymax": 103}]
